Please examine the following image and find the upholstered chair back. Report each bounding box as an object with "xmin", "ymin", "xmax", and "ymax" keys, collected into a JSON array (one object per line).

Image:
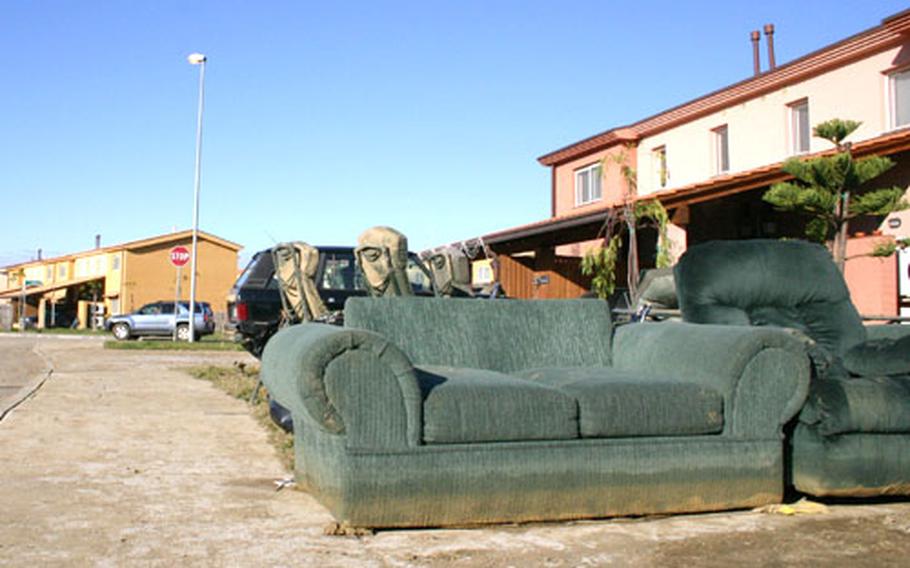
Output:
[{"xmin": 675, "ymin": 239, "xmax": 866, "ymax": 356}]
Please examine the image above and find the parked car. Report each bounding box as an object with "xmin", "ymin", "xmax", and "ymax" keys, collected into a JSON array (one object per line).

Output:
[
  {"xmin": 227, "ymin": 246, "xmax": 433, "ymax": 357},
  {"xmin": 105, "ymin": 301, "xmax": 215, "ymax": 341}
]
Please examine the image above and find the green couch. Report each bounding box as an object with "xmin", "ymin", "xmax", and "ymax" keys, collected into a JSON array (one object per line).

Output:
[
  {"xmin": 261, "ymin": 297, "xmax": 810, "ymax": 528},
  {"xmin": 676, "ymin": 239, "xmax": 910, "ymax": 497}
]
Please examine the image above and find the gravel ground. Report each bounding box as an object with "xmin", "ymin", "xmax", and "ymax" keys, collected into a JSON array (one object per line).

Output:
[{"xmin": 1, "ymin": 336, "xmax": 908, "ymax": 567}]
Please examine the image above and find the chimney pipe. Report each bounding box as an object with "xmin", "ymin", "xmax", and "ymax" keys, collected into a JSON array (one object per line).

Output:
[
  {"xmin": 37, "ymin": 248, "xmax": 42, "ymax": 261},
  {"xmin": 95, "ymin": 234, "xmax": 101, "ymax": 249},
  {"xmin": 751, "ymin": 30, "xmax": 761, "ymax": 76},
  {"xmin": 764, "ymin": 23, "xmax": 776, "ymax": 70}
]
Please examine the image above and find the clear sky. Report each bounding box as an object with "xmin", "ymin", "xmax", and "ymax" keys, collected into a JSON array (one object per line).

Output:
[{"xmin": 2, "ymin": 0, "xmax": 907, "ymax": 268}]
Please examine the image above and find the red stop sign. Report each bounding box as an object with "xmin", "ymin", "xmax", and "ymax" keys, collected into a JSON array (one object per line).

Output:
[{"xmin": 170, "ymin": 246, "xmax": 191, "ymax": 267}]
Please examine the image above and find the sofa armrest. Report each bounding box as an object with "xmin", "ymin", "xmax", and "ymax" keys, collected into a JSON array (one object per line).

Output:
[
  {"xmin": 613, "ymin": 322, "xmax": 810, "ymax": 438},
  {"xmin": 864, "ymin": 324, "xmax": 910, "ymax": 342},
  {"xmin": 261, "ymin": 323, "xmax": 423, "ymax": 449}
]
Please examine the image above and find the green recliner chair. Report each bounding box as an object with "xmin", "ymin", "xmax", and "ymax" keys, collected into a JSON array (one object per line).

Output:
[{"xmin": 675, "ymin": 239, "xmax": 910, "ymax": 497}]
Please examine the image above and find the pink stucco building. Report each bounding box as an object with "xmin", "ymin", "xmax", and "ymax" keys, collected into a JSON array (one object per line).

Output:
[{"xmin": 478, "ymin": 8, "xmax": 910, "ymax": 314}]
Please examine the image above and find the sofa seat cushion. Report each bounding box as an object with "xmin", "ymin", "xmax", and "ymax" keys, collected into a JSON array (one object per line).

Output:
[
  {"xmin": 516, "ymin": 368, "xmax": 724, "ymax": 438},
  {"xmin": 843, "ymin": 335, "xmax": 910, "ymax": 377},
  {"xmin": 799, "ymin": 375, "xmax": 910, "ymax": 436},
  {"xmin": 415, "ymin": 365, "xmax": 579, "ymax": 444}
]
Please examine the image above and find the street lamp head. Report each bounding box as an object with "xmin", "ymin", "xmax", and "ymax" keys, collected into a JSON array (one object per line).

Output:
[{"xmin": 187, "ymin": 53, "xmax": 207, "ymax": 65}]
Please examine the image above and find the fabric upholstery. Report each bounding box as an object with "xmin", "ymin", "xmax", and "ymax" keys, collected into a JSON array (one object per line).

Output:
[
  {"xmin": 346, "ymin": 297, "xmax": 613, "ymax": 373},
  {"xmin": 798, "ymin": 375, "xmax": 910, "ymax": 435},
  {"xmin": 613, "ymin": 322, "xmax": 809, "ymax": 438},
  {"xmin": 516, "ymin": 367, "xmax": 723, "ymax": 438},
  {"xmin": 865, "ymin": 324, "xmax": 910, "ymax": 342},
  {"xmin": 675, "ymin": 239, "xmax": 867, "ymax": 357},
  {"xmin": 296, "ymin": 406, "xmax": 785, "ymax": 528},
  {"xmin": 843, "ymin": 335, "xmax": 910, "ymax": 377},
  {"xmin": 416, "ymin": 365, "xmax": 578, "ymax": 443},
  {"xmin": 265, "ymin": 296, "xmax": 811, "ymax": 527},
  {"xmin": 792, "ymin": 424, "xmax": 910, "ymax": 497},
  {"xmin": 675, "ymin": 239, "xmax": 910, "ymax": 498},
  {"xmin": 261, "ymin": 323, "xmax": 423, "ymax": 449},
  {"xmin": 637, "ymin": 267, "xmax": 678, "ymax": 308},
  {"xmin": 355, "ymin": 226, "xmax": 413, "ymax": 297}
]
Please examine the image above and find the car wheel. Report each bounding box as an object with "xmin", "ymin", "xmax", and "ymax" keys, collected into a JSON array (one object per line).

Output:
[
  {"xmin": 112, "ymin": 323, "xmax": 131, "ymax": 341},
  {"xmin": 176, "ymin": 323, "xmax": 190, "ymax": 342}
]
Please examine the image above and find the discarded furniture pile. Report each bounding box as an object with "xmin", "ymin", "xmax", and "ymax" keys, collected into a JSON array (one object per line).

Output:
[
  {"xmin": 257, "ymin": 233, "xmax": 910, "ymax": 528},
  {"xmin": 676, "ymin": 239, "xmax": 910, "ymax": 497}
]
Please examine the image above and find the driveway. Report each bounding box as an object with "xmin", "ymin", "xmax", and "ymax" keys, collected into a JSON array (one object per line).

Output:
[{"xmin": 1, "ymin": 336, "xmax": 909, "ymax": 566}]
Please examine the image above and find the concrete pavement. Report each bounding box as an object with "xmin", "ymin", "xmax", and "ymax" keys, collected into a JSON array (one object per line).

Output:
[{"xmin": 1, "ymin": 336, "xmax": 909, "ymax": 566}]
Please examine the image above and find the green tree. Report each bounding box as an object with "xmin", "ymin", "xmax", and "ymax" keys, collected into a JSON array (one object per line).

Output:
[
  {"xmin": 763, "ymin": 118, "xmax": 907, "ymax": 271},
  {"xmin": 581, "ymin": 148, "xmax": 673, "ymax": 301}
]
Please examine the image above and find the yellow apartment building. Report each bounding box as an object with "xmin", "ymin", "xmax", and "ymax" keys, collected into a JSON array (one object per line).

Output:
[{"xmin": 0, "ymin": 230, "xmax": 241, "ymax": 329}]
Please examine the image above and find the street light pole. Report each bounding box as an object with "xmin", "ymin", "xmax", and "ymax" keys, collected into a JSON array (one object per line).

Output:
[{"xmin": 187, "ymin": 52, "xmax": 206, "ymax": 342}]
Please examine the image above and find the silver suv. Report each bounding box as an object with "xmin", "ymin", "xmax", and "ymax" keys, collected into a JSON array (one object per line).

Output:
[{"xmin": 105, "ymin": 301, "xmax": 215, "ymax": 341}]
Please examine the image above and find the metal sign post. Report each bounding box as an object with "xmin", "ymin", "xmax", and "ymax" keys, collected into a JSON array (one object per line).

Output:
[{"xmin": 170, "ymin": 246, "xmax": 191, "ymax": 341}]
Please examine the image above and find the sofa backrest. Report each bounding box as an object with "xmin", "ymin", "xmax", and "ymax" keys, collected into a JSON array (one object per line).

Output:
[
  {"xmin": 345, "ymin": 297, "xmax": 613, "ymax": 373},
  {"xmin": 675, "ymin": 239, "xmax": 866, "ymax": 356}
]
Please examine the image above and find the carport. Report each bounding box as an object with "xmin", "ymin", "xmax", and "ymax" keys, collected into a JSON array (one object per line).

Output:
[{"xmin": 0, "ymin": 276, "xmax": 104, "ymax": 329}]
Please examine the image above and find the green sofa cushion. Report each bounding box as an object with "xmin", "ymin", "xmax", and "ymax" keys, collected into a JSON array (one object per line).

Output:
[
  {"xmin": 416, "ymin": 365, "xmax": 579, "ymax": 444},
  {"xmin": 517, "ymin": 368, "xmax": 724, "ymax": 438},
  {"xmin": 842, "ymin": 335, "xmax": 910, "ymax": 377},
  {"xmin": 345, "ymin": 297, "xmax": 613, "ymax": 374},
  {"xmin": 799, "ymin": 375, "xmax": 910, "ymax": 435}
]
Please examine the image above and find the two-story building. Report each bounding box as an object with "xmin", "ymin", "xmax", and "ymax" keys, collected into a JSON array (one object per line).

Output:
[
  {"xmin": 476, "ymin": 8, "xmax": 910, "ymax": 315},
  {"xmin": 0, "ymin": 230, "xmax": 241, "ymax": 329}
]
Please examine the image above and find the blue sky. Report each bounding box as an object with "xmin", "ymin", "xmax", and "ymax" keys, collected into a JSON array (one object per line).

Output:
[{"xmin": 1, "ymin": 0, "xmax": 907, "ymax": 267}]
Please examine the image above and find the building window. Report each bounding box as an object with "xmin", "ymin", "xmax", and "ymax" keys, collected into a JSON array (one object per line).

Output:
[
  {"xmin": 46, "ymin": 267, "xmax": 53, "ymax": 281},
  {"xmin": 789, "ymin": 99, "xmax": 810, "ymax": 154},
  {"xmin": 574, "ymin": 163, "xmax": 602, "ymax": 206},
  {"xmin": 58, "ymin": 265, "xmax": 66, "ymax": 278},
  {"xmin": 891, "ymin": 69, "xmax": 910, "ymax": 129},
  {"xmin": 112, "ymin": 255, "xmax": 121, "ymax": 270},
  {"xmin": 652, "ymin": 146, "xmax": 668, "ymax": 189},
  {"xmin": 712, "ymin": 125, "xmax": 730, "ymax": 174}
]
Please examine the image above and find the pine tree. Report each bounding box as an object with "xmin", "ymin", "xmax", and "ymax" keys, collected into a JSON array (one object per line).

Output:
[{"xmin": 763, "ymin": 118, "xmax": 907, "ymax": 271}]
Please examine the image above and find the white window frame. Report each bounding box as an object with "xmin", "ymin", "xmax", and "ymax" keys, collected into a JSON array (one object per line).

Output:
[
  {"xmin": 574, "ymin": 162, "xmax": 602, "ymax": 206},
  {"xmin": 788, "ymin": 99, "xmax": 810, "ymax": 155},
  {"xmin": 889, "ymin": 68, "xmax": 910, "ymax": 130},
  {"xmin": 712, "ymin": 125, "xmax": 730, "ymax": 174}
]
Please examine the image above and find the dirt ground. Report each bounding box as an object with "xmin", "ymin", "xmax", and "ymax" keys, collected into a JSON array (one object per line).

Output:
[{"xmin": 1, "ymin": 335, "xmax": 909, "ymax": 567}]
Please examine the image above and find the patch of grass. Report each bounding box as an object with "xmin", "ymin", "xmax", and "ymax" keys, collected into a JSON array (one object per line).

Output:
[
  {"xmin": 185, "ymin": 363, "xmax": 294, "ymax": 471},
  {"xmin": 104, "ymin": 335, "xmax": 244, "ymax": 351}
]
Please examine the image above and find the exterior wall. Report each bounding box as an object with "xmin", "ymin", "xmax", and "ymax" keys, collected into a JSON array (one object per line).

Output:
[
  {"xmin": 844, "ymin": 235, "xmax": 899, "ymax": 317},
  {"xmin": 879, "ymin": 157, "xmax": 910, "ymax": 239},
  {"xmin": 22, "ymin": 265, "xmax": 45, "ymax": 285},
  {"xmin": 105, "ymin": 252, "xmax": 124, "ymax": 313},
  {"xmin": 636, "ymin": 45, "xmax": 903, "ymax": 197},
  {"xmin": 556, "ymin": 238, "xmax": 601, "ymax": 258},
  {"xmin": 497, "ymin": 252, "xmax": 590, "ymax": 300},
  {"xmin": 121, "ymin": 238, "xmax": 238, "ymax": 315},
  {"xmin": 552, "ymin": 145, "xmax": 636, "ymax": 217},
  {"xmin": 74, "ymin": 253, "xmax": 108, "ymax": 279}
]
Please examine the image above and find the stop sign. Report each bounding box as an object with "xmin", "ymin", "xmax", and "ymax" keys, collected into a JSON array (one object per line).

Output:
[{"xmin": 170, "ymin": 246, "xmax": 191, "ymax": 267}]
